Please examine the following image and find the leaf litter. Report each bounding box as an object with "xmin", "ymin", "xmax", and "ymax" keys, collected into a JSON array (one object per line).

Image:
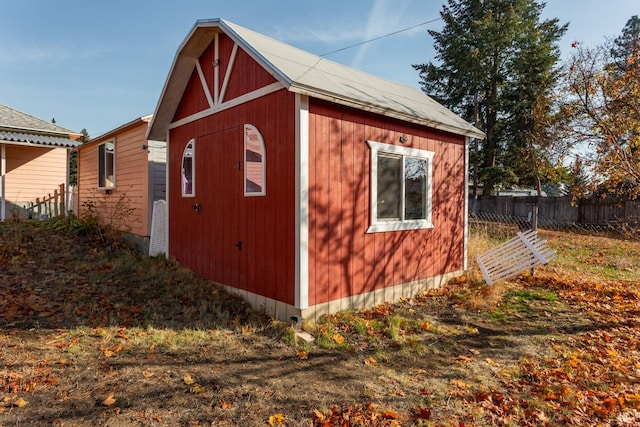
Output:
[{"xmin": 1, "ymin": 220, "xmax": 639, "ymax": 425}]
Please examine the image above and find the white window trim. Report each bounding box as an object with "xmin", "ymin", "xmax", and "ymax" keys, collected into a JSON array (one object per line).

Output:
[
  {"xmin": 244, "ymin": 124, "xmax": 266, "ymax": 197},
  {"xmin": 181, "ymin": 138, "xmax": 195, "ymax": 198},
  {"xmin": 366, "ymin": 140, "xmax": 434, "ymax": 233},
  {"xmin": 97, "ymin": 140, "xmax": 116, "ymax": 190}
]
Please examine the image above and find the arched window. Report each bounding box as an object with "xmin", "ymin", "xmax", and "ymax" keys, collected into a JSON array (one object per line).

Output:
[
  {"xmin": 244, "ymin": 124, "xmax": 265, "ymax": 196},
  {"xmin": 182, "ymin": 139, "xmax": 195, "ymax": 197}
]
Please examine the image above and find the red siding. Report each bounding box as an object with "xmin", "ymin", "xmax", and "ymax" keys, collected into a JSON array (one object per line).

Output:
[
  {"xmin": 174, "ymin": 69, "xmax": 209, "ymax": 122},
  {"xmin": 199, "ymin": 43, "xmax": 216, "ymax": 100},
  {"xmin": 307, "ymin": 98, "xmax": 466, "ymax": 306},
  {"xmin": 169, "ymin": 89, "xmax": 296, "ymax": 304},
  {"xmin": 223, "ymin": 47, "xmax": 277, "ymax": 101},
  {"xmin": 217, "ymin": 33, "xmax": 234, "ymax": 96}
]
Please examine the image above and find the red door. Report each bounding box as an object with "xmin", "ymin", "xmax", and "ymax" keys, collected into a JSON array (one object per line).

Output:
[{"xmin": 186, "ymin": 126, "xmax": 248, "ymax": 290}]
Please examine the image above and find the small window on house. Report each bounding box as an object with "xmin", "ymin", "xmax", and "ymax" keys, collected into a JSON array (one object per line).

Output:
[
  {"xmin": 182, "ymin": 139, "xmax": 195, "ymax": 197},
  {"xmin": 98, "ymin": 141, "xmax": 115, "ymax": 189},
  {"xmin": 367, "ymin": 140, "xmax": 434, "ymax": 233},
  {"xmin": 244, "ymin": 124, "xmax": 265, "ymax": 196}
]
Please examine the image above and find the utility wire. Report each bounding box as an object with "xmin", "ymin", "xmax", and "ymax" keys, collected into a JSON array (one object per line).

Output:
[{"xmin": 319, "ymin": 17, "xmax": 441, "ymax": 57}]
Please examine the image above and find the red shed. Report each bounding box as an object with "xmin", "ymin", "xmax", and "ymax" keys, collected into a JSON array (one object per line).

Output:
[{"xmin": 147, "ymin": 19, "xmax": 484, "ymax": 321}]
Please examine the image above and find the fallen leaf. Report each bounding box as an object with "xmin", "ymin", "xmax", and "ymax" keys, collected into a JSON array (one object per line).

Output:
[
  {"xmin": 485, "ymin": 357, "xmax": 499, "ymax": 366},
  {"xmin": 413, "ymin": 406, "xmax": 431, "ymax": 420},
  {"xmin": 295, "ymin": 350, "xmax": 308, "ymax": 359},
  {"xmin": 450, "ymin": 379, "xmax": 468, "ymax": 389},
  {"xmin": 189, "ymin": 383, "xmax": 206, "ymax": 394},
  {"xmin": 102, "ymin": 393, "xmax": 116, "ymax": 406},
  {"xmin": 312, "ymin": 408, "xmax": 325, "ymax": 421},
  {"xmin": 183, "ymin": 375, "xmax": 195, "ymax": 385},
  {"xmin": 268, "ymin": 413, "xmax": 285, "ymax": 425},
  {"xmin": 333, "ymin": 333, "xmax": 345, "ymax": 344},
  {"xmin": 381, "ymin": 410, "xmax": 398, "ymax": 419},
  {"xmin": 12, "ymin": 397, "xmax": 28, "ymax": 408},
  {"xmin": 364, "ymin": 357, "xmax": 377, "ymax": 367},
  {"xmin": 220, "ymin": 399, "xmax": 233, "ymax": 409},
  {"xmin": 143, "ymin": 371, "xmax": 154, "ymax": 379}
]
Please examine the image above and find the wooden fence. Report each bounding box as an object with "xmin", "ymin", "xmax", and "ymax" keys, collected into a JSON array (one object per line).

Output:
[
  {"xmin": 26, "ymin": 183, "xmax": 66, "ymax": 220},
  {"xmin": 469, "ymin": 196, "xmax": 640, "ymax": 226}
]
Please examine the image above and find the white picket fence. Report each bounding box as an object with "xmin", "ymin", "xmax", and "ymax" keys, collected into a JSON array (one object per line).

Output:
[{"xmin": 477, "ymin": 229, "xmax": 556, "ymax": 285}]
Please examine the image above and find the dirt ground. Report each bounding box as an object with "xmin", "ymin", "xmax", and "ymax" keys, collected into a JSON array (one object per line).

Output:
[{"xmin": 1, "ymin": 221, "xmax": 640, "ymax": 426}]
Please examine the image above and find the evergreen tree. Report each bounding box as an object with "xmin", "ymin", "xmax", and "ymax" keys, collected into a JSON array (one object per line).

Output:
[
  {"xmin": 69, "ymin": 128, "xmax": 89, "ymax": 187},
  {"xmin": 611, "ymin": 15, "xmax": 640, "ymax": 73},
  {"xmin": 413, "ymin": 0, "xmax": 567, "ymax": 195}
]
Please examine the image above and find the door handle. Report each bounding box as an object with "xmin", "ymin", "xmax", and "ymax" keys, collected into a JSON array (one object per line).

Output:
[
  {"xmin": 193, "ymin": 203, "xmax": 201, "ymax": 212},
  {"xmin": 234, "ymin": 241, "xmax": 242, "ymax": 251}
]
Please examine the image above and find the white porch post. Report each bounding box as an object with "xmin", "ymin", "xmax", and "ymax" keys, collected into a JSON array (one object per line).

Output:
[{"xmin": 1, "ymin": 143, "xmax": 6, "ymax": 221}]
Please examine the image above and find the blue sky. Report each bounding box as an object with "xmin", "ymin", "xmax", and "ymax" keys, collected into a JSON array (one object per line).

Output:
[{"xmin": 0, "ymin": 0, "xmax": 637, "ymax": 138}]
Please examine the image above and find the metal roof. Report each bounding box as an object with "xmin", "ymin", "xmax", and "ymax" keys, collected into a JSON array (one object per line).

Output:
[
  {"xmin": 148, "ymin": 18, "xmax": 485, "ymax": 141},
  {"xmin": 0, "ymin": 130, "xmax": 82, "ymax": 148}
]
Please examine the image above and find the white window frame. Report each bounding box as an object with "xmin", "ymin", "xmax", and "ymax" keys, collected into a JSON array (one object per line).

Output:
[
  {"xmin": 98, "ymin": 140, "xmax": 115, "ymax": 190},
  {"xmin": 366, "ymin": 140, "xmax": 434, "ymax": 233},
  {"xmin": 244, "ymin": 124, "xmax": 266, "ymax": 197},
  {"xmin": 181, "ymin": 138, "xmax": 195, "ymax": 198}
]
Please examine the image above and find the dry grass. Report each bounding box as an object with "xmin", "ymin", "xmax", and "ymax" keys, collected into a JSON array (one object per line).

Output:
[{"xmin": 1, "ymin": 219, "xmax": 639, "ymax": 426}]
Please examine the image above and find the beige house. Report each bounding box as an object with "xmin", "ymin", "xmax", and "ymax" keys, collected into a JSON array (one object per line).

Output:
[
  {"xmin": 0, "ymin": 104, "xmax": 81, "ymax": 220},
  {"xmin": 76, "ymin": 115, "xmax": 166, "ymax": 252}
]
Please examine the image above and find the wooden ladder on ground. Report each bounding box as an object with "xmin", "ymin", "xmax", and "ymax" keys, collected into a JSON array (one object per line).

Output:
[{"xmin": 476, "ymin": 229, "xmax": 556, "ymax": 286}]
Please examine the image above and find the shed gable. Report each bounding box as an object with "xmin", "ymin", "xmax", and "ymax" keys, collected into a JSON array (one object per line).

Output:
[{"xmin": 171, "ymin": 32, "xmax": 282, "ymax": 128}]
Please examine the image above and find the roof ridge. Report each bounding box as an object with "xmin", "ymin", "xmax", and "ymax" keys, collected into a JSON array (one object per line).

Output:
[{"xmin": 0, "ymin": 103, "xmax": 79, "ymax": 135}]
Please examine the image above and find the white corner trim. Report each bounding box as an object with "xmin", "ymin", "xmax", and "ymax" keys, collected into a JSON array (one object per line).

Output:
[
  {"xmin": 464, "ymin": 137, "xmax": 470, "ymax": 270},
  {"xmin": 295, "ymin": 94, "xmax": 309, "ymax": 310}
]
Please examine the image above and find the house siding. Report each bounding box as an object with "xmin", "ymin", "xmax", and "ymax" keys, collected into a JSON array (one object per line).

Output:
[
  {"xmin": 149, "ymin": 142, "xmax": 167, "ymax": 202},
  {"xmin": 307, "ymin": 98, "xmax": 466, "ymax": 308},
  {"xmin": 3, "ymin": 145, "xmax": 68, "ymax": 210},
  {"xmin": 77, "ymin": 121, "xmax": 151, "ymax": 238}
]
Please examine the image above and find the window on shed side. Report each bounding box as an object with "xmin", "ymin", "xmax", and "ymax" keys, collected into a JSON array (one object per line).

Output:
[
  {"xmin": 367, "ymin": 140, "xmax": 434, "ymax": 233},
  {"xmin": 98, "ymin": 141, "xmax": 115, "ymax": 189},
  {"xmin": 244, "ymin": 124, "xmax": 266, "ymax": 196},
  {"xmin": 182, "ymin": 139, "xmax": 195, "ymax": 197}
]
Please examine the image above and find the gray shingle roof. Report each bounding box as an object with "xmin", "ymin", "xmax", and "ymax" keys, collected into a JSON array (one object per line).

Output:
[
  {"xmin": 148, "ymin": 18, "xmax": 485, "ymax": 141},
  {"xmin": 0, "ymin": 104, "xmax": 81, "ymax": 148},
  {"xmin": 0, "ymin": 104, "xmax": 77, "ymax": 134}
]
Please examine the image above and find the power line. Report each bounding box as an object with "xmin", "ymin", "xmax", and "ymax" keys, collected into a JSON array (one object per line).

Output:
[{"xmin": 319, "ymin": 17, "xmax": 441, "ymax": 57}]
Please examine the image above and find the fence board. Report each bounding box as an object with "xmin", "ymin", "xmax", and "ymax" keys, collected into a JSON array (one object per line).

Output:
[
  {"xmin": 470, "ymin": 195, "xmax": 640, "ymax": 227},
  {"xmin": 26, "ymin": 184, "xmax": 65, "ymax": 220}
]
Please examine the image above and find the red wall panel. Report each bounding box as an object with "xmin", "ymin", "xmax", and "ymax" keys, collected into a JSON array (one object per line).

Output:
[
  {"xmin": 307, "ymin": 98, "xmax": 466, "ymax": 306},
  {"xmin": 169, "ymin": 89, "xmax": 297, "ymax": 304}
]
